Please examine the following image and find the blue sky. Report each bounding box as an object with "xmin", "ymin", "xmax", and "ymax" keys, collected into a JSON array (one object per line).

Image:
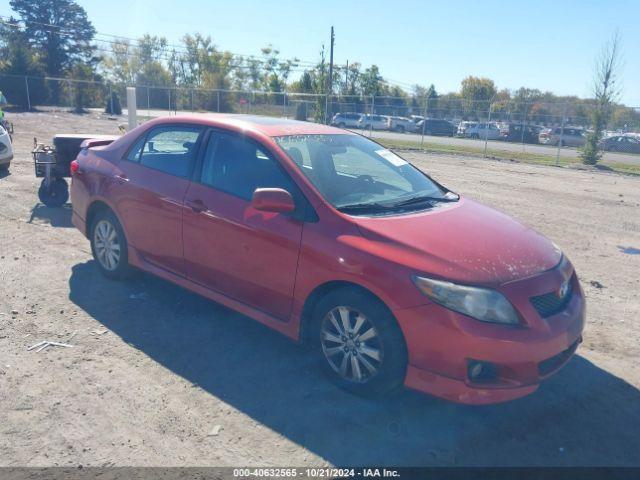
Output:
[{"xmin": 2, "ymin": 0, "xmax": 639, "ymax": 104}]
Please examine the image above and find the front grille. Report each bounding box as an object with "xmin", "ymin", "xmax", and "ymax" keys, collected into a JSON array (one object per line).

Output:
[
  {"xmin": 538, "ymin": 339, "xmax": 579, "ymax": 376},
  {"xmin": 530, "ymin": 281, "xmax": 573, "ymax": 318}
]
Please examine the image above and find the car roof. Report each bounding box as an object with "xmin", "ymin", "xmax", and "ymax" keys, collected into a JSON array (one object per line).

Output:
[{"xmin": 142, "ymin": 113, "xmax": 350, "ymax": 137}]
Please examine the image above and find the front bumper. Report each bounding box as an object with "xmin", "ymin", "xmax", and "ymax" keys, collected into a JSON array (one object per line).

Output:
[{"xmin": 395, "ymin": 269, "xmax": 586, "ymax": 404}]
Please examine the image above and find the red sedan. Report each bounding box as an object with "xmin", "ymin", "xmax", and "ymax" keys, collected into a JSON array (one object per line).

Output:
[{"xmin": 70, "ymin": 115, "xmax": 585, "ymax": 404}]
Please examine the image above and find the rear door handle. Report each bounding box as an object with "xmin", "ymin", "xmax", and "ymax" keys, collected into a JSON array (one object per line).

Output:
[
  {"xmin": 113, "ymin": 174, "xmax": 129, "ymax": 183},
  {"xmin": 185, "ymin": 199, "xmax": 207, "ymax": 213}
]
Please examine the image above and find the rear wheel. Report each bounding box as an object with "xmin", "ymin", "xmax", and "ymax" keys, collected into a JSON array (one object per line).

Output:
[
  {"xmin": 394, "ymin": 125, "xmax": 405, "ymax": 133},
  {"xmin": 90, "ymin": 209, "xmax": 134, "ymax": 280},
  {"xmin": 313, "ymin": 288, "xmax": 407, "ymax": 396}
]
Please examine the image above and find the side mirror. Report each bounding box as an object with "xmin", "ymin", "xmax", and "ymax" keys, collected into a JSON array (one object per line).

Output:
[{"xmin": 251, "ymin": 188, "xmax": 295, "ymax": 213}]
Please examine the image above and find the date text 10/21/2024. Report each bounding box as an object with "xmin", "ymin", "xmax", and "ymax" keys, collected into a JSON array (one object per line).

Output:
[{"xmin": 232, "ymin": 468, "xmax": 400, "ymax": 478}]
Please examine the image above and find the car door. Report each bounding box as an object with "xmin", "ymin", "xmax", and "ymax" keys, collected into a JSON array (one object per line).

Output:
[
  {"xmin": 111, "ymin": 124, "xmax": 204, "ymax": 275},
  {"xmin": 629, "ymin": 138, "xmax": 640, "ymax": 154},
  {"xmin": 182, "ymin": 131, "xmax": 305, "ymax": 321}
]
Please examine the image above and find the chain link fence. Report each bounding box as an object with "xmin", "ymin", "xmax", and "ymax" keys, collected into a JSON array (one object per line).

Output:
[{"xmin": 2, "ymin": 73, "xmax": 640, "ymax": 156}]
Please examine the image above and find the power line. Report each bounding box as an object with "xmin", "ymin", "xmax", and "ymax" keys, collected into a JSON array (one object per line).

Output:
[
  {"xmin": 0, "ymin": 14, "xmax": 415, "ymax": 94},
  {"xmin": 0, "ymin": 14, "xmax": 318, "ymax": 67}
]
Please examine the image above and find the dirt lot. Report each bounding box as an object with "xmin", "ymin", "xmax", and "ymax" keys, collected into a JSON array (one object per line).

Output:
[{"xmin": 1, "ymin": 111, "xmax": 639, "ymax": 467}]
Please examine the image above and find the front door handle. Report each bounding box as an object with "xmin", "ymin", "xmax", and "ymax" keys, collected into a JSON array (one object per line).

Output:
[{"xmin": 185, "ymin": 199, "xmax": 207, "ymax": 213}]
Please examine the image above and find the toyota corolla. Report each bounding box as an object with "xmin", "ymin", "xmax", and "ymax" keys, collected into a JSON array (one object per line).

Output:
[{"xmin": 70, "ymin": 115, "xmax": 585, "ymax": 404}]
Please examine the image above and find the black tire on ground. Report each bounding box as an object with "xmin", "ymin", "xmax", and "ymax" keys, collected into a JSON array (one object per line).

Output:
[
  {"xmin": 38, "ymin": 178, "xmax": 69, "ymax": 207},
  {"xmin": 89, "ymin": 209, "xmax": 135, "ymax": 280},
  {"xmin": 312, "ymin": 287, "xmax": 408, "ymax": 397},
  {"xmin": 0, "ymin": 164, "xmax": 9, "ymax": 172},
  {"xmin": 337, "ymin": 122, "xmax": 346, "ymax": 128},
  {"xmin": 395, "ymin": 125, "xmax": 405, "ymax": 133}
]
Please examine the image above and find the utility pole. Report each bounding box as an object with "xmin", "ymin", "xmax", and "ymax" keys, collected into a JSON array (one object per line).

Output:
[
  {"xmin": 328, "ymin": 26, "xmax": 335, "ymax": 94},
  {"xmin": 325, "ymin": 26, "xmax": 335, "ymax": 123},
  {"xmin": 344, "ymin": 60, "xmax": 349, "ymax": 93}
]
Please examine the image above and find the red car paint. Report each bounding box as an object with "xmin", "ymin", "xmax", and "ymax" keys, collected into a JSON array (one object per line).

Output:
[{"xmin": 71, "ymin": 114, "xmax": 585, "ymax": 404}]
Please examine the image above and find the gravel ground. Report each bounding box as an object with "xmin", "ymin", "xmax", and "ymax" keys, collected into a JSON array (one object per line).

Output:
[{"xmin": 0, "ymin": 111, "xmax": 639, "ymax": 467}]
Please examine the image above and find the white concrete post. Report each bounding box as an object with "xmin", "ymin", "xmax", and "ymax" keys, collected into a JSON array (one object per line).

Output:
[{"xmin": 126, "ymin": 87, "xmax": 137, "ymax": 130}]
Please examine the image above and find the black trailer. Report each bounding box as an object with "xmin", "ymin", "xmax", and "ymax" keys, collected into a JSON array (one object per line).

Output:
[{"xmin": 32, "ymin": 134, "xmax": 117, "ymax": 207}]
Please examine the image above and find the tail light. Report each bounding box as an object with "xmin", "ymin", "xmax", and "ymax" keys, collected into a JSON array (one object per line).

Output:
[{"xmin": 70, "ymin": 159, "xmax": 80, "ymax": 175}]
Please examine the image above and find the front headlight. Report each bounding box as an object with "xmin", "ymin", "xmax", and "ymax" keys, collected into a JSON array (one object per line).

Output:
[{"xmin": 413, "ymin": 276, "xmax": 520, "ymax": 325}]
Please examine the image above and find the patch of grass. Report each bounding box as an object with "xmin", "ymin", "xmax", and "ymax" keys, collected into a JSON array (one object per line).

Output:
[{"xmin": 377, "ymin": 138, "xmax": 640, "ymax": 176}]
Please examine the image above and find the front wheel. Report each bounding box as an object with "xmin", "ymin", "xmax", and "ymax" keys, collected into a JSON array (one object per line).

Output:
[
  {"xmin": 313, "ymin": 288, "xmax": 408, "ymax": 396},
  {"xmin": 90, "ymin": 210, "xmax": 134, "ymax": 280}
]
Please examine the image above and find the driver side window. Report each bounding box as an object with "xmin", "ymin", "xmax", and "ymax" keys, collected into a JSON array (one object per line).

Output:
[{"xmin": 200, "ymin": 133, "xmax": 298, "ymax": 202}]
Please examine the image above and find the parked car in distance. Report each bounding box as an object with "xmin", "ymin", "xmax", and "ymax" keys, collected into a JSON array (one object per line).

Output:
[
  {"xmin": 0, "ymin": 124, "xmax": 13, "ymax": 172},
  {"xmin": 331, "ymin": 112, "xmax": 362, "ymax": 129},
  {"xmin": 500, "ymin": 123, "xmax": 542, "ymax": 144},
  {"xmin": 71, "ymin": 114, "xmax": 585, "ymax": 405},
  {"xmin": 539, "ymin": 127, "xmax": 586, "ymax": 147},
  {"xmin": 357, "ymin": 114, "xmax": 389, "ymax": 130},
  {"xmin": 599, "ymin": 135, "xmax": 640, "ymax": 153},
  {"xmin": 387, "ymin": 116, "xmax": 416, "ymax": 133},
  {"xmin": 457, "ymin": 121, "xmax": 477, "ymax": 137},
  {"xmin": 464, "ymin": 122, "xmax": 501, "ymax": 140},
  {"xmin": 415, "ymin": 118, "xmax": 456, "ymax": 136}
]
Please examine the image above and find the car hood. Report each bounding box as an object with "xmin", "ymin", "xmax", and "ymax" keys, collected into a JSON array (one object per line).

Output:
[{"xmin": 353, "ymin": 197, "xmax": 561, "ymax": 285}]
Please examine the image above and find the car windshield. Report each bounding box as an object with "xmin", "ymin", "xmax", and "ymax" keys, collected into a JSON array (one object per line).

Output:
[{"xmin": 274, "ymin": 134, "xmax": 455, "ymax": 214}]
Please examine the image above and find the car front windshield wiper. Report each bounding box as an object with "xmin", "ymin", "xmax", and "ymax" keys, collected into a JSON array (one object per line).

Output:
[
  {"xmin": 336, "ymin": 202, "xmax": 394, "ymax": 213},
  {"xmin": 336, "ymin": 192, "xmax": 459, "ymax": 214},
  {"xmin": 385, "ymin": 192, "xmax": 460, "ymax": 208}
]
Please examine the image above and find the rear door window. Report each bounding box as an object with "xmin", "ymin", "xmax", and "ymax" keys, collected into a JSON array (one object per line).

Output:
[{"xmin": 139, "ymin": 126, "xmax": 203, "ymax": 177}]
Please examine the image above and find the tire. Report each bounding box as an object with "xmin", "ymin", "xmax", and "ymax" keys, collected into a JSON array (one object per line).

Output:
[
  {"xmin": 90, "ymin": 209, "xmax": 134, "ymax": 280},
  {"xmin": 337, "ymin": 122, "xmax": 346, "ymax": 128},
  {"xmin": 470, "ymin": 133, "xmax": 479, "ymax": 139},
  {"xmin": 394, "ymin": 125, "xmax": 405, "ymax": 133},
  {"xmin": 312, "ymin": 287, "xmax": 408, "ymax": 396},
  {"xmin": 38, "ymin": 178, "xmax": 69, "ymax": 207}
]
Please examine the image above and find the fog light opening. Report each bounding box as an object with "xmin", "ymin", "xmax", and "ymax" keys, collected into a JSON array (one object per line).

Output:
[{"xmin": 467, "ymin": 360, "xmax": 498, "ymax": 383}]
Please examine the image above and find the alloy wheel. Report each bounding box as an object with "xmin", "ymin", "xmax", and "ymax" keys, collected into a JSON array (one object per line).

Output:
[
  {"xmin": 94, "ymin": 219, "xmax": 121, "ymax": 271},
  {"xmin": 320, "ymin": 306, "xmax": 384, "ymax": 383}
]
